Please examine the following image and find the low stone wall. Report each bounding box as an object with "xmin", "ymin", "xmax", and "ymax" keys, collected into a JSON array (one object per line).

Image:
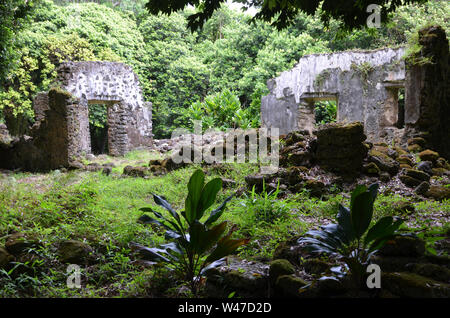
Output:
[{"xmin": 1, "ymin": 88, "xmax": 72, "ymax": 170}]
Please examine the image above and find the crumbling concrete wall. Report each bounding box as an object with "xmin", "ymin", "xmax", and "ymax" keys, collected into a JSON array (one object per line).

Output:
[
  {"xmin": 57, "ymin": 61, "xmax": 152, "ymax": 156},
  {"xmin": 0, "ymin": 61, "xmax": 153, "ymax": 171},
  {"xmin": 404, "ymin": 25, "xmax": 450, "ymax": 159},
  {"xmin": 1, "ymin": 89, "xmax": 73, "ymax": 170},
  {"xmin": 261, "ymin": 47, "xmax": 406, "ymax": 139}
]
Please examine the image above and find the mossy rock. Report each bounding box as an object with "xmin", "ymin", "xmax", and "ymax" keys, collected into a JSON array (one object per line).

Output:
[
  {"xmin": 419, "ymin": 149, "xmax": 439, "ymax": 162},
  {"xmin": 368, "ymin": 149, "xmax": 399, "ymax": 175},
  {"xmin": 407, "ymin": 137, "xmax": 426, "ymax": 147},
  {"xmin": 304, "ymin": 179, "xmax": 326, "ymax": 197},
  {"xmin": 149, "ymin": 159, "xmax": 162, "ymax": 166},
  {"xmin": 392, "ymin": 201, "xmax": 415, "ymax": 215},
  {"xmin": 288, "ymin": 151, "xmax": 311, "ymax": 166},
  {"xmin": 204, "ymin": 257, "xmax": 269, "ymax": 298},
  {"xmin": 415, "ymin": 181, "xmax": 430, "ymax": 196},
  {"xmin": 405, "ymin": 169, "xmax": 430, "ymax": 182},
  {"xmin": 315, "ymin": 121, "xmax": 365, "ymax": 140},
  {"xmin": 399, "ymin": 175, "xmax": 422, "ymax": 187},
  {"xmin": 407, "ymin": 263, "xmax": 450, "ymax": 283},
  {"xmin": 269, "ymin": 259, "xmax": 295, "ymax": 284},
  {"xmin": 407, "ymin": 144, "xmax": 422, "ymax": 153},
  {"xmin": 274, "ymin": 275, "xmax": 308, "ymax": 297},
  {"xmin": 149, "ymin": 164, "xmax": 167, "ymax": 176},
  {"xmin": 400, "ymin": 163, "xmax": 412, "ymax": 170},
  {"xmin": 393, "ymin": 146, "xmax": 408, "ymax": 156},
  {"xmin": 436, "ymin": 157, "xmax": 450, "ymax": 169},
  {"xmin": 363, "ymin": 162, "xmax": 380, "ymax": 175},
  {"xmin": 431, "ymin": 167, "xmax": 448, "ymax": 177},
  {"xmin": 370, "ymin": 255, "xmax": 420, "ymax": 272},
  {"xmin": 379, "ymin": 172, "xmax": 391, "ymax": 182},
  {"xmin": 123, "ymin": 165, "xmax": 149, "ymax": 177},
  {"xmin": 372, "ymin": 145, "xmax": 397, "ymax": 159},
  {"xmin": 302, "ymin": 258, "xmax": 331, "ymax": 275},
  {"xmin": 284, "ymin": 132, "xmax": 305, "ymax": 147},
  {"xmin": 162, "ymin": 157, "xmax": 186, "ymax": 171},
  {"xmin": 0, "ymin": 247, "xmax": 14, "ymax": 269},
  {"xmin": 272, "ymin": 236, "xmax": 305, "ymax": 265},
  {"xmin": 378, "ymin": 236, "xmax": 425, "ymax": 257},
  {"xmin": 382, "ymin": 272, "xmax": 450, "ymax": 298},
  {"xmin": 5, "ymin": 233, "xmax": 41, "ymax": 256},
  {"xmin": 397, "ymin": 155, "xmax": 414, "ymax": 166},
  {"xmin": 58, "ymin": 240, "xmax": 94, "ymax": 264},
  {"xmin": 425, "ymin": 185, "xmax": 450, "ymax": 201}
]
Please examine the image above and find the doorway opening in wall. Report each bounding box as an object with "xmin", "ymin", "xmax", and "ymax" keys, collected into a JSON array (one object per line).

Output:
[
  {"xmin": 88, "ymin": 104, "xmax": 109, "ymax": 155},
  {"xmin": 314, "ymin": 100, "xmax": 337, "ymax": 126},
  {"xmin": 396, "ymin": 88, "xmax": 405, "ymax": 128}
]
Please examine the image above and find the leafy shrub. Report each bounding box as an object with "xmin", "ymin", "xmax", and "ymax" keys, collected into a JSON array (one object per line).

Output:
[
  {"xmin": 240, "ymin": 183, "xmax": 290, "ymax": 225},
  {"xmin": 299, "ymin": 184, "xmax": 404, "ymax": 286},
  {"xmin": 314, "ymin": 100, "xmax": 337, "ymax": 125},
  {"xmin": 132, "ymin": 169, "xmax": 249, "ymax": 295},
  {"xmin": 184, "ymin": 89, "xmax": 258, "ymax": 131}
]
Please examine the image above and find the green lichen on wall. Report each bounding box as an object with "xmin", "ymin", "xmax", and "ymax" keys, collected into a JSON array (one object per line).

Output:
[
  {"xmin": 403, "ymin": 31, "xmax": 434, "ymax": 66},
  {"xmin": 313, "ymin": 69, "xmax": 332, "ymax": 89},
  {"xmin": 351, "ymin": 61, "xmax": 374, "ymax": 83}
]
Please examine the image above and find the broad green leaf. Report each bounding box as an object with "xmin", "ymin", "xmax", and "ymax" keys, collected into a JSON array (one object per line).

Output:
[
  {"xmin": 190, "ymin": 221, "xmax": 228, "ymax": 255},
  {"xmin": 185, "ymin": 169, "xmax": 205, "ymax": 223},
  {"xmin": 321, "ymin": 223, "xmax": 349, "ymax": 244},
  {"xmin": 303, "ymin": 230, "xmax": 343, "ymax": 249},
  {"xmin": 351, "ymin": 191, "xmax": 374, "ymax": 239},
  {"xmin": 198, "ymin": 177, "xmax": 222, "ymax": 220},
  {"xmin": 206, "ymin": 235, "xmax": 249, "ymax": 263},
  {"xmin": 153, "ymin": 193, "xmax": 181, "ymax": 225},
  {"xmin": 368, "ymin": 183, "xmax": 379, "ymax": 201},
  {"xmin": 138, "ymin": 214, "xmax": 172, "ymax": 230},
  {"xmin": 130, "ymin": 243, "xmax": 172, "ymax": 263},
  {"xmin": 205, "ymin": 194, "xmax": 234, "ymax": 225},
  {"xmin": 350, "ymin": 185, "xmax": 367, "ymax": 211},
  {"xmin": 367, "ymin": 219, "xmax": 404, "ymax": 251},
  {"xmin": 337, "ymin": 204, "xmax": 354, "ymax": 241},
  {"xmin": 364, "ymin": 216, "xmax": 394, "ymax": 245}
]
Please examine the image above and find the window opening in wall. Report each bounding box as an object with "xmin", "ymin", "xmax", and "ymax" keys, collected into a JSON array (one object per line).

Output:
[
  {"xmin": 314, "ymin": 100, "xmax": 337, "ymax": 126},
  {"xmin": 88, "ymin": 104, "xmax": 109, "ymax": 154},
  {"xmin": 396, "ymin": 88, "xmax": 405, "ymax": 128}
]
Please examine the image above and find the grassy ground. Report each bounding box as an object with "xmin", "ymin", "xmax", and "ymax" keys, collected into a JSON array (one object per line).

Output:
[{"xmin": 0, "ymin": 150, "xmax": 448, "ymax": 297}]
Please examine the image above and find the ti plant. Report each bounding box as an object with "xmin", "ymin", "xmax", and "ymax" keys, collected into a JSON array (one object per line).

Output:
[
  {"xmin": 299, "ymin": 184, "xmax": 404, "ymax": 287},
  {"xmin": 132, "ymin": 169, "xmax": 249, "ymax": 295}
]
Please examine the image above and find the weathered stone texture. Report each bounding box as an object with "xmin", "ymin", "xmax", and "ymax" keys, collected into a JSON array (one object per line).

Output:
[
  {"xmin": 262, "ymin": 25, "xmax": 449, "ymax": 161},
  {"xmin": 405, "ymin": 26, "xmax": 449, "ymax": 159},
  {"xmin": 0, "ymin": 61, "xmax": 153, "ymax": 170},
  {"xmin": 58, "ymin": 61, "xmax": 152, "ymax": 152},
  {"xmin": 262, "ymin": 47, "xmax": 406, "ymax": 138},
  {"xmin": 315, "ymin": 122, "xmax": 368, "ymax": 175}
]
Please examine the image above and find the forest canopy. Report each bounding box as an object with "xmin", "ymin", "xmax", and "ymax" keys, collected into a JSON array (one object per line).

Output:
[
  {"xmin": 0, "ymin": 0, "xmax": 448, "ymax": 138},
  {"xmin": 145, "ymin": 0, "xmax": 428, "ymax": 31}
]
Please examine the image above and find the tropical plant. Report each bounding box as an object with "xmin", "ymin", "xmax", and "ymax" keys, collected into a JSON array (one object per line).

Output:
[
  {"xmin": 240, "ymin": 182, "xmax": 289, "ymax": 225},
  {"xmin": 132, "ymin": 169, "xmax": 249, "ymax": 295},
  {"xmin": 315, "ymin": 100, "xmax": 337, "ymax": 126},
  {"xmin": 299, "ymin": 184, "xmax": 404, "ymax": 286}
]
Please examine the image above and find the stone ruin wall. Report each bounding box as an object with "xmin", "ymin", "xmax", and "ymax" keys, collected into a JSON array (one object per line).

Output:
[
  {"xmin": 261, "ymin": 47, "xmax": 407, "ymax": 140},
  {"xmin": 261, "ymin": 25, "xmax": 449, "ymax": 160},
  {"xmin": 0, "ymin": 61, "xmax": 153, "ymax": 171},
  {"xmin": 57, "ymin": 61, "xmax": 152, "ymax": 158}
]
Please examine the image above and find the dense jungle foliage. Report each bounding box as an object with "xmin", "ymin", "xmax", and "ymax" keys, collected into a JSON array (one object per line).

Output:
[{"xmin": 0, "ymin": 0, "xmax": 448, "ymax": 138}]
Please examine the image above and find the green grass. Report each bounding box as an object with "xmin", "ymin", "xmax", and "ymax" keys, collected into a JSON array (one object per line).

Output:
[{"xmin": 0, "ymin": 150, "xmax": 449, "ymax": 297}]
